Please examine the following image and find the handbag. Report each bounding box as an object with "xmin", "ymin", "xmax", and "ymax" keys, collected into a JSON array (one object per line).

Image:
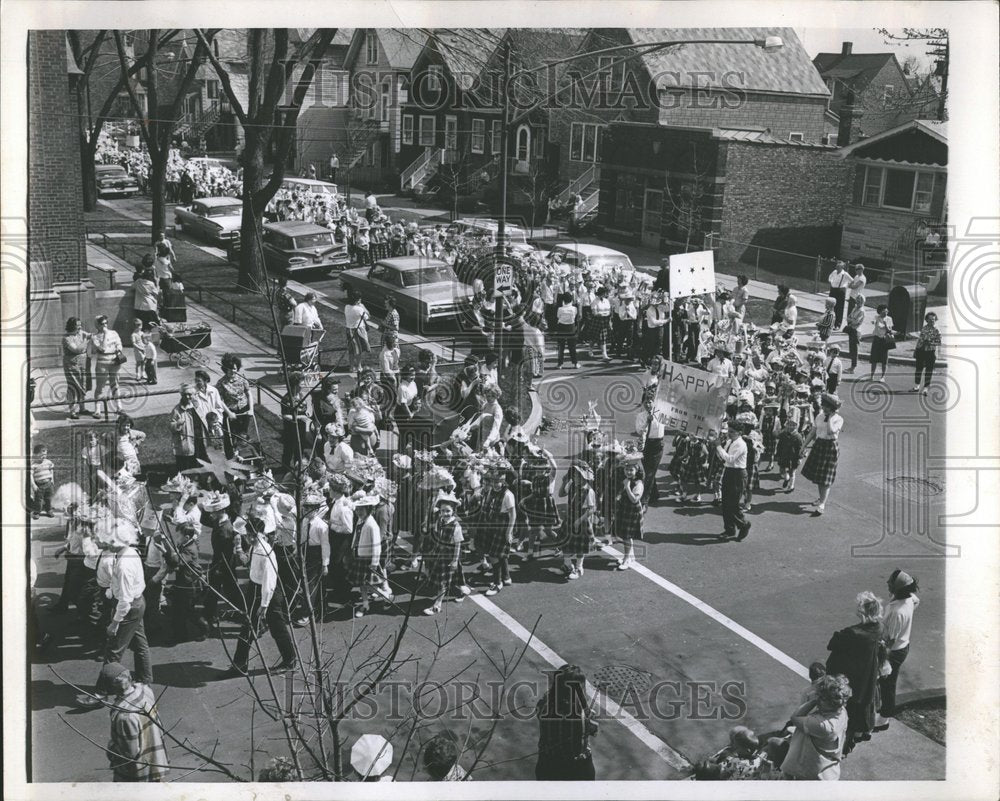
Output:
[
  {"xmin": 114, "ymin": 349, "xmax": 128, "ymax": 365},
  {"xmin": 884, "ymin": 336, "xmax": 897, "ymax": 351}
]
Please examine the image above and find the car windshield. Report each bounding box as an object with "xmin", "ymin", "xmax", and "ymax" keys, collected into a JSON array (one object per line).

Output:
[
  {"xmin": 588, "ymin": 255, "xmax": 634, "ymax": 271},
  {"xmin": 98, "ymin": 167, "xmax": 126, "ymax": 176},
  {"xmin": 293, "ymin": 232, "xmax": 336, "ymax": 249},
  {"xmin": 206, "ymin": 204, "xmax": 241, "ymax": 217},
  {"xmin": 402, "ymin": 266, "xmax": 457, "ymax": 286}
]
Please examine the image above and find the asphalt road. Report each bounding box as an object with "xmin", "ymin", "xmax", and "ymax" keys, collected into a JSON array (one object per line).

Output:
[{"xmin": 29, "ymin": 198, "xmax": 947, "ymax": 782}]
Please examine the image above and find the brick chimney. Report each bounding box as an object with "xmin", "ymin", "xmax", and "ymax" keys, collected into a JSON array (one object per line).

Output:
[
  {"xmin": 838, "ymin": 87, "xmax": 863, "ymax": 146},
  {"xmin": 841, "ymin": 41, "xmax": 853, "ymax": 56}
]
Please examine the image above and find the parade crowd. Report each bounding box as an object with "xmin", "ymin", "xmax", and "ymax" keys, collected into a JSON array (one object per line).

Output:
[{"xmin": 34, "ymin": 150, "xmax": 940, "ymax": 781}]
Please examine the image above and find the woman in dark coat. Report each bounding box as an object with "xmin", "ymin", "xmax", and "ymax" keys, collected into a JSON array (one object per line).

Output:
[
  {"xmin": 825, "ymin": 590, "xmax": 888, "ymax": 755},
  {"xmin": 535, "ymin": 663, "xmax": 598, "ymax": 780}
]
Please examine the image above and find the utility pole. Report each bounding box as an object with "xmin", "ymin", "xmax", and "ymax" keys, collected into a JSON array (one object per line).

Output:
[{"xmin": 494, "ymin": 37, "xmax": 512, "ymax": 371}]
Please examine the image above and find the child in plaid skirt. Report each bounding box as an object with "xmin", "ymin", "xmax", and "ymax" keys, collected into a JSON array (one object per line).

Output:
[
  {"xmin": 421, "ymin": 494, "xmax": 463, "ymax": 615},
  {"xmin": 760, "ymin": 404, "xmax": 780, "ymax": 470},
  {"xmin": 612, "ymin": 456, "xmax": 644, "ymax": 570},
  {"xmin": 677, "ymin": 437, "xmax": 709, "ymax": 503},
  {"xmin": 520, "ymin": 458, "xmax": 560, "ymax": 561}
]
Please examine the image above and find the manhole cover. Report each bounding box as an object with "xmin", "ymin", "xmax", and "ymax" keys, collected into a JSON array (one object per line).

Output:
[
  {"xmin": 592, "ymin": 664, "xmax": 653, "ymax": 699},
  {"xmin": 886, "ymin": 476, "xmax": 945, "ymax": 497}
]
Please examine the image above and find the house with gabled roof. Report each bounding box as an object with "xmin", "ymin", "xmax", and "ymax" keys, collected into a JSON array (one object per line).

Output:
[
  {"xmin": 813, "ymin": 41, "xmax": 940, "ymax": 145},
  {"xmin": 549, "ymin": 28, "xmax": 832, "ymax": 230}
]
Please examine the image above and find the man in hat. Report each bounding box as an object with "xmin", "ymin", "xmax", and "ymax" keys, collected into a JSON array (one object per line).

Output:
[
  {"xmin": 221, "ymin": 516, "xmax": 298, "ymax": 677},
  {"xmin": 612, "ymin": 286, "xmax": 639, "ymax": 359},
  {"xmin": 715, "ymin": 422, "xmax": 751, "ymax": 541},
  {"xmin": 828, "ymin": 260, "xmax": 850, "ymax": 329},
  {"xmin": 635, "ymin": 394, "xmax": 667, "ymax": 505},
  {"xmin": 103, "ymin": 520, "xmax": 154, "ymax": 689},
  {"xmin": 707, "ymin": 346, "xmax": 734, "ymax": 380},
  {"xmin": 876, "ymin": 568, "xmax": 920, "ymax": 730},
  {"xmin": 202, "ymin": 493, "xmax": 241, "ymax": 624},
  {"xmin": 100, "ymin": 661, "xmax": 169, "ymax": 782},
  {"xmin": 299, "ymin": 493, "xmax": 330, "ymax": 625},
  {"xmin": 169, "ymin": 384, "xmax": 207, "ymax": 472}
]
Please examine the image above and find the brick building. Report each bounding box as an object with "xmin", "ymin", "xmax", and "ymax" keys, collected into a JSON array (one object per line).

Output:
[
  {"xmin": 28, "ymin": 31, "xmax": 92, "ymax": 368},
  {"xmin": 547, "ymin": 28, "xmax": 831, "ymax": 224},
  {"xmin": 598, "ymin": 122, "xmax": 852, "ymax": 270}
]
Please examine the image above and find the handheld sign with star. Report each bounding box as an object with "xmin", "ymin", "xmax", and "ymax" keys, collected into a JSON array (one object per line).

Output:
[{"xmin": 668, "ymin": 251, "xmax": 716, "ymax": 300}]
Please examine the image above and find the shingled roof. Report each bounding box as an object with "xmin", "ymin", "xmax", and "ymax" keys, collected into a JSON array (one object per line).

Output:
[
  {"xmin": 630, "ymin": 27, "xmax": 829, "ymax": 97},
  {"xmin": 431, "ymin": 29, "xmax": 506, "ymax": 80},
  {"xmin": 812, "ymin": 51, "xmax": 897, "ymax": 89}
]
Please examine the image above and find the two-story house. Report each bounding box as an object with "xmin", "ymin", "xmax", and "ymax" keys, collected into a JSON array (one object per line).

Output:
[{"xmin": 813, "ymin": 41, "xmax": 939, "ymax": 145}]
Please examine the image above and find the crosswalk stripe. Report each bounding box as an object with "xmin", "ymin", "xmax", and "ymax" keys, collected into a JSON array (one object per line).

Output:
[{"xmin": 469, "ymin": 594, "xmax": 692, "ymax": 770}]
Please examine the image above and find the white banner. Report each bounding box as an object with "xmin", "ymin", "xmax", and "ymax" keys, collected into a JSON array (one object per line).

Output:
[{"xmin": 668, "ymin": 250, "xmax": 716, "ymax": 299}]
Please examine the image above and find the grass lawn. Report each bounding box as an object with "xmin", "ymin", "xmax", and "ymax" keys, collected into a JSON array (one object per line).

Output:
[
  {"xmin": 33, "ymin": 407, "xmax": 289, "ymax": 488},
  {"xmin": 897, "ymin": 696, "xmax": 946, "ymax": 746},
  {"xmin": 744, "ymin": 297, "xmax": 821, "ymax": 328}
]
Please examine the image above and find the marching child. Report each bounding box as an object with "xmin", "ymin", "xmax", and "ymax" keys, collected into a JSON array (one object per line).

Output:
[
  {"xmin": 668, "ymin": 432, "xmax": 690, "ymax": 496},
  {"xmin": 30, "ymin": 444, "xmax": 55, "ymax": 519},
  {"xmin": 824, "ymin": 344, "xmax": 843, "ymax": 395},
  {"xmin": 612, "ymin": 453, "xmax": 644, "ymax": 570},
  {"xmin": 760, "ymin": 402, "xmax": 780, "ymax": 471},
  {"xmin": 706, "ymin": 429, "xmax": 726, "ymax": 505},
  {"xmin": 776, "ymin": 418, "xmax": 804, "ymax": 491},
  {"xmin": 678, "ymin": 435, "xmax": 709, "ymax": 503},
  {"xmin": 519, "ymin": 449, "xmax": 560, "ymax": 561}
]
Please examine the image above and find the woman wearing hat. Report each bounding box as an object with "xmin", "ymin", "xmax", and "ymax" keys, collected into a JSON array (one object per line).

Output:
[
  {"xmin": 421, "ymin": 491, "xmax": 464, "ymax": 615},
  {"xmin": 347, "ymin": 493, "xmax": 383, "ymax": 618},
  {"xmin": 201, "ymin": 492, "xmax": 240, "ymax": 624},
  {"xmin": 876, "ymin": 569, "xmax": 920, "ymax": 731},
  {"xmin": 612, "ymin": 453, "xmax": 644, "ymax": 570},
  {"xmin": 480, "ymin": 468, "xmax": 516, "ymax": 596},
  {"xmin": 800, "ymin": 393, "xmax": 843, "ymax": 515}
]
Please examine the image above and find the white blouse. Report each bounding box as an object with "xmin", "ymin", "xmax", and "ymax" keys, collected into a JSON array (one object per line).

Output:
[{"xmin": 814, "ymin": 412, "xmax": 844, "ymax": 441}]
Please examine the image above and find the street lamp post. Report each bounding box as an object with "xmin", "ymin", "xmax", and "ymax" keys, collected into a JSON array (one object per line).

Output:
[{"xmin": 492, "ymin": 35, "xmax": 784, "ymax": 368}]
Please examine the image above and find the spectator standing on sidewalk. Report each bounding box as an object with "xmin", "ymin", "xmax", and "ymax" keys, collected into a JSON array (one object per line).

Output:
[
  {"xmin": 132, "ymin": 269, "xmax": 160, "ymax": 328},
  {"xmin": 843, "ymin": 297, "xmax": 865, "ymax": 374},
  {"xmin": 62, "ymin": 317, "xmax": 92, "ymax": 420},
  {"xmin": 329, "ymin": 152, "xmax": 339, "ymax": 183},
  {"xmin": 153, "ymin": 242, "xmax": 174, "ymax": 295},
  {"xmin": 88, "ymin": 315, "xmax": 124, "ymax": 418},
  {"xmin": 875, "ymin": 569, "xmax": 920, "ymax": 731},
  {"xmin": 29, "ymin": 444, "xmax": 55, "ymax": 519},
  {"xmin": 636, "ymin": 392, "xmax": 666, "ymax": 506},
  {"xmin": 848, "ymin": 263, "xmax": 867, "ymax": 306},
  {"xmin": 275, "ymin": 276, "xmax": 297, "ymax": 331},
  {"xmin": 912, "ymin": 312, "xmax": 941, "ymax": 395},
  {"xmin": 827, "ymin": 260, "xmax": 850, "ymax": 329},
  {"xmin": 868, "ymin": 304, "xmax": 894, "ymax": 382}
]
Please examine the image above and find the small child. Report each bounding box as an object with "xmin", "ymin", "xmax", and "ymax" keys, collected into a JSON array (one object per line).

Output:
[
  {"xmin": 677, "ymin": 436, "xmax": 708, "ymax": 503},
  {"xmin": 519, "ymin": 457, "xmax": 560, "ymax": 561},
  {"xmin": 760, "ymin": 403, "xmax": 780, "ymax": 470},
  {"xmin": 81, "ymin": 431, "xmax": 106, "ymax": 498},
  {"xmin": 824, "ymin": 344, "xmax": 843, "ymax": 395},
  {"xmin": 30, "ymin": 444, "xmax": 55, "ymax": 519},
  {"xmin": 716, "ymin": 726, "xmax": 775, "ymax": 780},
  {"xmin": 816, "ymin": 296, "xmax": 836, "ymax": 341},
  {"xmin": 131, "ymin": 319, "xmax": 145, "ymax": 381},
  {"xmin": 205, "ymin": 411, "xmax": 225, "ymax": 451},
  {"xmin": 379, "ymin": 333, "xmax": 401, "ymax": 390},
  {"xmin": 775, "ymin": 419, "xmax": 804, "ymax": 491},
  {"xmin": 142, "ymin": 329, "xmax": 158, "ymax": 385},
  {"xmin": 706, "ymin": 429, "xmax": 725, "ymax": 504}
]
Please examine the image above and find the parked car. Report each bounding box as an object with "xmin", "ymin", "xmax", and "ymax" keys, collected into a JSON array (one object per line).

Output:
[
  {"xmin": 174, "ymin": 197, "xmax": 243, "ymax": 244},
  {"xmin": 548, "ymin": 243, "xmax": 637, "ymax": 279},
  {"xmin": 423, "ymin": 218, "xmax": 537, "ymax": 258},
  {"xmin": 339, "ymin": 257, "xmax": 473, "ymax": 327},
  {"xmin": 95, "ymin": 164, "xmax": 139, "ymax": 198},
  {"xmin": 262, "ymin": 221, "xmax": 351, "ymax": 275}
]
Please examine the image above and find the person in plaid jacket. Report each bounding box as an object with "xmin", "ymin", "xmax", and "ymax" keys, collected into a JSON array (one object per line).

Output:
[{"xmin": 101, "ymin": 662, "xmax": 168, "ymax": 782}]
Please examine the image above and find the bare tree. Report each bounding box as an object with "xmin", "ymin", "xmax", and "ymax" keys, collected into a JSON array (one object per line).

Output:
[
  {"xmin": 876, "ymin": 28, "xmax": 948, "ymax": 121},
  {"xmin": 113, "ymin": 30, "xmax": 214, "ymax": 242},
  {"xmin": 195, "ymin": 28, "xmax": 336, "ymax": 291}
]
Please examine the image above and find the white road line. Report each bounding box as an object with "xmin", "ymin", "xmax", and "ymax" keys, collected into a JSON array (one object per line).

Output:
[
  {"xmin": 599, "ymin": 545, "xmax": 810, "ymax": 680},
  {"xmin": 469, "ymin": 593, "xmax": 691, "ymax": 771}
]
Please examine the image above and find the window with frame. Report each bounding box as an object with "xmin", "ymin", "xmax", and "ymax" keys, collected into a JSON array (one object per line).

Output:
[
  {"xmin": 366, "ymin": 32, "xmax": 378, "ymax": 65},
  {"xmin": 789, "ymin": 132, "xmax": 804, "ymax": 142},
  {"xmin": 418, "ymin": 115, "xmax": 436, "ymax": 146},
  {"xmin": 882, "ymin": 84, "xmax": 894, "ymax": 103},
  {"xmin": 402, "ymin": 114, "xmax": 414, "ymax": 145},
  {"xmin": 427, "ymin": 65, "xmax": 444, "ymax": 92},
  {"xmin": 570, "ymin": 122, "xmax": 603, "ymax": 162},
  {"xmin": 471, "ymin": 118, "xmax": 485, "ymax": 153},
  {"xmin": 913, "ymin": 172, "xmax": 935, "ymax": 213},
  {"xmin": 825, "ymin": 78, "xmax": 835, "ymax": 110},
  {"xmin": 206, "ymin": 80, "xmax": 219, "ymax": 100},
  {"xmin": 445, "ymin": 116, "xmax": 458, "ymax": 151},
  {"xmin": 380, "ymin": 81, "xmax": 391, "ymax": 124},
  {"xmin": 534, "ymin": 130, "xmax": 545, "ymax": 158},
  {"xmin": 491, "ymin": 120, "xmax": 502, "ymax": 155},
  {"xmin": 862, "ymin": 165, "xmax": 937, "ymax": 212},
  {"xmin": 882, "ymin": 168, "xmax": 917, "ymax": 209},
  {"xmin": 862, "ymin": 165, "xmax": 884, "ymax": 207}
]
